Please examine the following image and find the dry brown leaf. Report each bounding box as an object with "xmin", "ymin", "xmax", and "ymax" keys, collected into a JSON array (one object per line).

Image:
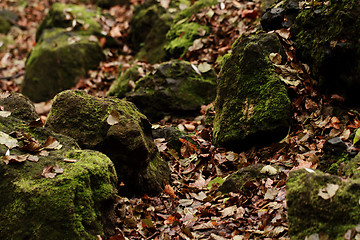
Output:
[
  {"xmin": 44, "ymin": 136, "xmax": 62, "ymax": 150},
  {"xmin": 164, "ymin": 184, "xmax": 176, "ymax": 198},
  {"xmin": 107, "ymin": 110, "xmax": 121, "ymax": 125}
]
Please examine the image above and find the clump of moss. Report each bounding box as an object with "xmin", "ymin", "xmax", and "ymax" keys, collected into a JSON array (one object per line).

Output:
[
  {"xmin": 213, "ymin": 33, "xmax": 291, "ymax": 151},
  {"xmin": 0, "ymin": 16, "xmax": 11, "ymax": 34},
  {"xmin": 107, "ymin": 65, "xmax": 141, "ymax": 98}
]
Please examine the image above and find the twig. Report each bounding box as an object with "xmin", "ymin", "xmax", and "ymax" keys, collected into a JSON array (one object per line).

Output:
[{"xmin": 0, "ymin": 71, "xmax": 25, "ymax": 80}]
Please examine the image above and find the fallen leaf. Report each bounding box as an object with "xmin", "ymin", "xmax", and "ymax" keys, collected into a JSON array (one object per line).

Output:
[
  {"xmin": 53, "ymin": 164, "xmax": 63, "ymax": 174},
  {"xmin": 0, "ymin": 111, "xmax": 11, "ymax": 117},
  {"xmin": 197, "ymin": 62, "xmax": 212, "ymax": 73},
  {"xmin": 275, "ymin": 28, "xmax": 290, "ymax": 39},
  {"xmin": 318, "ymin": 183, "xmax": 339, "ymax": 200},
  {"xmin": 44, "ymin": 136, "xmax": 62, "ymax": 150},
  {"xmin": 42, "ymin": 166, "xmax": 56, "ymax": 179},
  {"xmin": 107, "ymin": 110, "xmax": 121, "ymax": 125},
  {"xmin": 164, "ymin": 184, "xmax": 176, "ymax": 198},
  {"xmin": 354, "ymin": 128, "xmax": 360, "ymax": 145},
  {"xmin": 264, "ymin": 188, "xmax": 279, "ymax": 200},
  {"xmin": 269, "ymin": 53, "xmax": 282, "ymax": 65},
  {"xmin": 221, "ymin": 205, "xmax": 237, "ymax": 218},
  {"xmin": 64, "ymin": 158, "xmax": 77, "ymax": 163},
  {"xmin": 260, "ymin": 165, "xmax": 278, "ymax": 175},
  {"xmin": 0, "ymin": 131, "xmax": 19, "ymax": 149},
  {"xmin": 27, "ymin": 155, "xmax": 39, "ymax": 162},
  {"xmin": 3, "ymin": 150, "xmax": 27, "ymax": 164}
]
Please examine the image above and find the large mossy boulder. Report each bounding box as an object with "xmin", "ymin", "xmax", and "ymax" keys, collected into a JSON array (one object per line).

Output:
[
  {"xmin": 36, "ymin": 3, "xmax": 102, "ymax": 41},
  {"xmin": 22, "ymin": 29, "xmax": 104, "ymax": 102},
  {"xmin": 213, "ymin": 33, "xmax": 291, "ymax": 151},
  {"xmin": 126, "ymin": 60, "xmax": 217, "ymax": 121},
  {"xmin": 128, "ymin": 2, "xmax": 172, "ymax": 63},
  {"xmin": 46, "ymin": 90, "xmax": 170, "ymax": 196},
  {"xmin": 0, "ymin": 112, "xmax": 117, "ymax": 239},
  {"xmin": 292, "ymin": 0, "xmax": 360, "ymax": 103},
  {"xmin": 286, "ymin": 168, "xmax": 360, "ymax": 239}
]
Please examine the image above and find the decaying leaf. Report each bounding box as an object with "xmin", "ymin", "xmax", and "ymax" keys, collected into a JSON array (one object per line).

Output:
[
  {"xmin": 64, "ymin": 158, "xmax": 77, "ymax": 163},
  {"xmin": 44, "ymin": 136, "xmax": 62, "ymax": 150},
  {"xmin": 318, "ymin": 183, "xmax": 339, "ymax": 200},
  {"xmin": 264, "ymin": 188, "xmax": 279, "ymax": 200},
  {"xmin": 107, "ymin": 110, "xmax": 121, "ymax": 125},
  {"xmin": 269, "ymin": 53, "xmax": 282, "ymax": 65},
  {"xmin": 198, "ymin": 62, "xmax": 212, "ymax": 73},
  {"xmin": 0, "ymin": 131, "xmax": 19, "ymax": 149},
  {"xmin": 0, "ymin": 111, "xmax": 11, "ymax": 117},
  {"xmin": 42, "ymin": 164, "xmax": 64, "ymax": 178},
  {"xmin": 260, "ymin": 165, "xmax": 278, "ymax": 175},
  {"xmin": 3, "ymin": 149, "xmax": 27, "ymax": 164}
]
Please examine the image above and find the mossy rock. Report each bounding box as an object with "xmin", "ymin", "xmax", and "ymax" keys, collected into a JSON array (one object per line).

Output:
[
  {"xmin": 22, "ymin": 29, "xmax": 104, "ymax": 102},
  {"xmin": 165, "ymin": 22, "xmax": 209, "ymax": 59},
  {"xmin": 126, "ymin": 60, "xmax": 217, "ymax": 121},
  {"xmin": 343, "ymin": 153, "xmax": 360, "ymax": 179},
  {"xmin": 292, "ymin": 0, "xmax": 360, "ymax": 103},
  {"xmin": 129, "ymin": 2, "xmax": 172, "ymax": 63},
  {"xmin": 0, "ymin": 16, "xmax": 11, "ymax": 34},
  {"xmin": 107, "ymin": 65, "xmax": 140, "ymax": 98},
  {"xmin": 217, "ymin": 164, "xmax": 267, "ymax": 193},
  {"xmin": 0, "ymin": 92, "xmax": 39, "ymax": 123},
  {"xmin": 0, "ymin": 114, "xmax": 117, "ymax": 239},
  {"xmin": 36, "ymin": 3, "xmax": 102, "ymax": 41},
  {"xmin": 213, "ymin": 32, "xmax": 291, "ymax": 151},
  {"xmin": 46, "ymin": 90, "xmax": 170, "ymax": 196},
  {"xmin": 152, "ymin": 126, "xmax": 195, "ymax": 152},
  {"xmin": 286, "ymin": 169, "xmax": 360, "ymax": 239}
]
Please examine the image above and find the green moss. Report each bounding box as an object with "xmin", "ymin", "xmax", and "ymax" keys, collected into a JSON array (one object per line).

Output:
[
  {"xmin": 213, "ymin": 33, "xmax": 291, "ymax": 151},
  {"xmin": 286, "ymin": 169, "xmax": 360, "ymax": 239},
  {"xmin": 36, "ymin": 3, "xmax": 102, "ymax": 41},
  {"xmin": 165, "ymin": 22, "xmax": 209, "ymax": 59},
  {"xmin": 107, "ymin": 65, "xmax": 140, "ymax": 98},
  {"xmin": 46, "ymin": 90, "xmax": 170, "ymax": 196},
  {"xmin": 127, "ymin": 60, "xmax": 217, "ymax": 121},
  {"xmin": 173, "ymin": 0, "xmax": 216, "ymax": 22},
  {"xmin": 0, "ymin": 16, "xmax": 11, "ymax": 34},
  {"xmin": 22, "ymin": 29, "xmax": 104, "ymax": 102},
  {"xmin": 0, "ymin": 115, "xmax": 117, "ymax": 239}
]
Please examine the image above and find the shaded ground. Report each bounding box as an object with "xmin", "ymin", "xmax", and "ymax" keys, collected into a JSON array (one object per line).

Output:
[{"xmin": 1, "ymin": 0, "xmax": 359, "ymax": 239}]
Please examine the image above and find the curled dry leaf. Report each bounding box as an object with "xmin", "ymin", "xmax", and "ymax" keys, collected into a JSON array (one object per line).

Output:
[
  {"xmin": 64, "ymin": 158, "xmax": 78, "ymax": 163},
  {"xmin": 0, "ymin": 111, "xmax": 11, "ymax": 117},
  {"xmin": 269, "ymin": 53, "xmax": 282, "ymax": 65},
  {"xmin": 107, "ymin": 110, "xmax": 121, "ymax": 125},
  {"xmin": 260, "ymin": 165, "xmax": 278, "ymax": 175}
]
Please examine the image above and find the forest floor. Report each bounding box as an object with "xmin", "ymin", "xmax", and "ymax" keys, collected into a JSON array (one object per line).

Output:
[{"xmin": 1, "ymin": 0, "xmax": 359, "ymax": 239}]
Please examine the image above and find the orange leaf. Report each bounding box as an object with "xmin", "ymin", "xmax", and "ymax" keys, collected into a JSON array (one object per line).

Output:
[{"xmin": 164, "ymin": 184, "xmax": 176, "ymax": 199}]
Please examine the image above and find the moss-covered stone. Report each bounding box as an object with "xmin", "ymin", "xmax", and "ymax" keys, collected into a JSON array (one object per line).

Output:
[
  {"xmin": 107, "ymin": 65, "xmax": 140, "ymax": 98},
  {"xmin": 22, "ymin": 29, "xmax": 104, "ymax": 102},
  {"xmin": 36, "ymin": 3, "xmax": 102, "ymax": 41},
  {"xmin": 213, "ymin": 32, "xmax": 291, "ymax": 151},
  {"xmin": 46, "ymin": 90, "xmax": 170, "ymax": 196},
  {"xmin": 217, "ymin": 164, "xmax": 267, "ymax": 193},
  {"xmin": 292, "ymin": 0, "xmax": 360, "ymax": 103},
  {"xmin": 129, "ymin": 2, "xmax": 172, "ymax": 63},
  {"xmin": 126, "ymin": 60, "xmax": 217, "ymax": 121},
  {"xmin": 0, "ymin": 16, "xmax": 11, "ymax": 34},
  {"xmin": 0, "ymin": 92, "xmax": 39, "ymax": 123},
  {"xmin": 286, "ymin": 169, "xmax": 360, "ymax": 239},
  {"xmin": 0, "ymin": 114, "xmax": 117, "ymax": 239},
  {"xmin": 165, "ymin": 22, "xmax": 209, "ymax": 59}
]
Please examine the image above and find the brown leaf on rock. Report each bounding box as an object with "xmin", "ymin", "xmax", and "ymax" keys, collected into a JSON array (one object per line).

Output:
[
  {"xmin": 107, "ymin": 110, "xmax": 121, "ymax": 125},
  {"xmin": 42, "ymin": 165, "xmax": 56, "ymax": 179},
  {"xmin": 43, "ymin": 136, "xmax": 62, "ymax": 150},
  {"xmin": 3, "ymin": 150, "xmax": 27, "ymax": 164}
]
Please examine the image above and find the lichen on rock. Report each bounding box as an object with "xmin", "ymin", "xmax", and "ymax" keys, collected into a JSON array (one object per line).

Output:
[
  {"xmin": 46, "ymin": 90, "xmax": 170, "ymax": 196},
  {"xmin": 213, "ymin": 32, "xmax": 291, "ymax": 151},
  {"xmin": 126, "ymin": 60, "xmax": 217, "ymax": 121}
]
